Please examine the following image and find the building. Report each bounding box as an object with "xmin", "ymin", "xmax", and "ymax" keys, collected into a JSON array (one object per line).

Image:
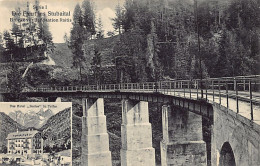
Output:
[{"xmin": 6, "ymin": 129, "xmax": 43, "ymax": 156}]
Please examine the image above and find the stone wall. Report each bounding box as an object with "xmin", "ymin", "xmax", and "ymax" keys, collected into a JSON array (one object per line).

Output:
[{"xmin": 211, "ymin": 104, "xmax": 260, "ymax": 166}]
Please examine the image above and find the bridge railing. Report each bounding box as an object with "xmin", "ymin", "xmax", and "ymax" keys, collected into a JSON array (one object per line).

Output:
[{"xmin": 2, "ymin": 75, "xmax": 260, "ymax": 120}]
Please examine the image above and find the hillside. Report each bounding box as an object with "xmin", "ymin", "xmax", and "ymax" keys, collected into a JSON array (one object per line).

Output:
[
  {"xmin": 40, "ymin": 107, "xmax": 71, "ymax": 152},
  {"xmin": 50, "ymin": 43, "xmax": 73, "ymax": 68},
  {"xmin": 0, "ymin": 112, "xmax": 26, "ymax": 153},
  {"xmin": 49, "ymin": 36, "xmax": 119, "ymax": 68}
]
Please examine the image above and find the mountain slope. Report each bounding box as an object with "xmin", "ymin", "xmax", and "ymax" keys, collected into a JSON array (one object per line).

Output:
[
  {"xmin": 0, "ymin": 112, "xmax": 26, "ymax": 152},
  {"xmin": 40, "ymin": 107, "xmax": 71, "ymax": 151},
  {"xmin": 49, "ymin": 43, "xmax": 73, "ymax": 68},
  {"xmin": 8, "ymin": 109, "xmax": 54, "ymax": 129}
]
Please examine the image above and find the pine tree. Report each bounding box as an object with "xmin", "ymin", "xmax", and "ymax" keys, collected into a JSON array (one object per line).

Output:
[
  {"xmin": 112, "ymin": 3, "xmax": 124, "ymax": 34},
  {"xmin": 3, "ymin": 31, "xmax": 16, "ymax": 61},
  {"xmin": 70, "ymin": 3, "xmax": 85, "ymax": 82},
  {"xmin": 35, "ymin": 0, "xmax": 54, "ymax": 53},
  {"xmin": 22, "ymin": 1, "xmax": 37, "ymax": 47},
  {"xmin": 96, "ymin": 16, "xmax": 104, "ymax": 39},
  {"xmin": 82, "ymin": 0, "xmax": 96, "ymax": 39},
  {"xmin": 214, "ymin": 29, "xmax": 232, "ymax": 77},
  {"xmin": 91, "ymin": 47, "xmax": 102, "ymax": 84},
  {"xmin": 11, "ymin": 7, "xmax": 23, "ymax": 46},
  {"xmin": 146, "ymin": 21, "xmax": 161, "ymax": 81}
]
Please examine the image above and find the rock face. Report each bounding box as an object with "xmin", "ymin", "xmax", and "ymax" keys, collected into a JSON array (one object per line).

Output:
[
  {"xmin": 9, "ymin": 109, "xmax": 54, "ymax": 129},
  {"xmin": 40, "ymin": 107, "xmax": 71, "ymax": 150},
  {"xmin": 0, "ymin": 112, "xmax": 26, "ymax": 152}
]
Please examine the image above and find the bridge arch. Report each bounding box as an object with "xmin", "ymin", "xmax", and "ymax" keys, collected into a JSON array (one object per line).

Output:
[{"xmin": 219, "ymin": 142, "xmax": 236, "ymax": 166}]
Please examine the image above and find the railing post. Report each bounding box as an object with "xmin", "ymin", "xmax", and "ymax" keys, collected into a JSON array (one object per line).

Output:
[
  {"xmin": 174, "ymin": 81, "xmax": 176, "ymax": 96},
  {"xmin": 183, "ymin": 82, "xmax": 185, "ymax": 98},
  {"xmin": 218, "ymin": 80, "xmax": 221, "ymax": 104},
  {"xmin": 235, "ymin": 79, "xmax": 239, "ymax": 113},
  {"xmin": 196, "ymin": 80, "xmax": 199, "ymax": 99},
  {"xmin": 243, "ymin": 78, "xmax": 246, "ymax": 91},
  {"xmin": 164, "ymin": 82, "xmax": 166, "ymax": 94},
  {"xmin": 167, "ymin": 82, "xmax": 169, "ymax": 94},
  {"xmin": 205, "ymin": 80, "xmax": 208, "ymax": 101},
  {"xmin": 212, "ymin": 80, "xmax": 214, "ymax": 102},
  {"xmin": 170, "ymin": 82, "xmax": 172, "ymax": 94},
  {"xmin": 226, "ymin": 81, "xmax": 229, "ymax": 109},
  {"xmin": 249, "ymin": 81, "xmax": 253, "ymax": 120},
  {"xmin": 189, "ymin": 81, "xmax": 191, "ymax": 99}
]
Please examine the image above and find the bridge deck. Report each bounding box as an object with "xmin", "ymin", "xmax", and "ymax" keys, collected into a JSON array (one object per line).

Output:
[
  {"xmin": 1, "ymin": 75, "xmax": 259, "ymax": 125},
  {"xmin": 17, "ymin": 87, "xmax": 259, "ymax": 125}
]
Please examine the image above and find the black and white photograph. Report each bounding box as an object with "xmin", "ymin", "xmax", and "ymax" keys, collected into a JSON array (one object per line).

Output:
[
  {"xmin": 0, "ymin": 102, "xmax": 72, "ymax": 165},
  {"xmin": 0, "ymin": 0, "xmax": 259, "ymax": 165}
]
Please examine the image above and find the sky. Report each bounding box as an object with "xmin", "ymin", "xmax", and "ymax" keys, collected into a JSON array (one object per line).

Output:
[
  {"xmin": 0, "ymin": 102, "xmax": 72, "ymax": 115},
  {"xmin": 0, "ymin": 0, "xmax": 124, "ymax": 43}
]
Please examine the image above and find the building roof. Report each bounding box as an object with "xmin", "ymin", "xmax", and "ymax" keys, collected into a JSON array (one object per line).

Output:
[{"xmin": 6, "ymin": 130, "xmax": 39, "ymax": 140}]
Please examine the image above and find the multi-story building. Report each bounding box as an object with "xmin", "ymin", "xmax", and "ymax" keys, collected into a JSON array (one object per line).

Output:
[{"xmin": 6, "ymin": 130, "xmax": 43, "ymax": 156}]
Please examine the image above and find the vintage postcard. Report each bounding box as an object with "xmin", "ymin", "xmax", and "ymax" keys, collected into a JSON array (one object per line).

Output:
[{"xmin": 0, "ymin": 0, "xmax": 259, "ymax": 166}]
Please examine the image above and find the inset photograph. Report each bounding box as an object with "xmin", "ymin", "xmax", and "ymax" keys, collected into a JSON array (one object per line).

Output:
[{"xmin": 0, "ymin": 102, "xmax": 72, "ymax": 166}]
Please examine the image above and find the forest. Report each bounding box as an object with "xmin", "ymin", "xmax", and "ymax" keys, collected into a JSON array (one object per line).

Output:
[
  {"xmin": 0, "ymin": 0, "xmax": 259, "ymax": 91},
  {"xmin": 110, "ymin": 0, "xmax": 260, "ymax": 82}
]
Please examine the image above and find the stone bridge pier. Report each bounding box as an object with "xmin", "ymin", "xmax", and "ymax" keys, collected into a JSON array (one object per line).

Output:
[
  {"xmin": 160, "ymin": 105, "xmax": 207, "ymax": 166},
  {"xmin": 121, "ymin": 99, "xmax": 155, "ymax": 166},
  {"xmin": 81, "ymin": 98, "xmax": 112, "ymax": 166}
]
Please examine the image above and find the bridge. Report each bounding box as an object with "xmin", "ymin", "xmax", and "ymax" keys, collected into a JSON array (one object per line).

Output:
[{"xmin": 1, "ymin": 75, "xmax": 260, "ymax": 165}]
